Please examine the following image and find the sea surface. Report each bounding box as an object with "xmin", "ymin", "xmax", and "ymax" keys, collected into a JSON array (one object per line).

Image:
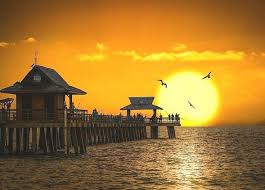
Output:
[{"xmin": 0, "ymin": 126, "xmax": 265, "ymax": 190}]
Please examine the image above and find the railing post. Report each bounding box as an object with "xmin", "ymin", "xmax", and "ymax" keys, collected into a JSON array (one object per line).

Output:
[{"xmin": 64, "ymin": 108, "xmax": 70, "ymax": 155}]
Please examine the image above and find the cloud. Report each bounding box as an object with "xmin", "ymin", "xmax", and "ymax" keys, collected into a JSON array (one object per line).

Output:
[
  {"xmin": 0, "ymin": 42, "xmax": 10, "ymax": 48},
  {"xmin": 118, "ymin": 50, "xmax": 245, "ymax": 62},
  {"xmin": 96, "ymin": 42, "xmax": 106, "ymax": 51},
  {"xmin": 79, "ymin": 54, "xmax": 104, "ymax": 62},
  {"xmin": 172, "ymin": 43, "xmax": 188, "ymax": 51},
  {"xmin": 79, "ymin": 43, "xmax": 107, "ymax": 62},
  {"xmin": 24, "ymin": 37, "xmax": 37, "ymax": 43}
]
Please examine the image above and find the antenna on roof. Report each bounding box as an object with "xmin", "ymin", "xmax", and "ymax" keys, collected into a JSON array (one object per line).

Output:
[{"xmin": 31, "ymin": 50, "xmax": 38, "ymax": 67}]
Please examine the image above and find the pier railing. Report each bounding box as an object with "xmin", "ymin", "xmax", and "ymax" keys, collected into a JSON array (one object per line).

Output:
[
  {"xmin": 0, "ymin": 109, "xmax": 88, "ymax": 122},
  {"xmin": 0, "ymin": 109, "xmax": 180, "ymax": 126}
]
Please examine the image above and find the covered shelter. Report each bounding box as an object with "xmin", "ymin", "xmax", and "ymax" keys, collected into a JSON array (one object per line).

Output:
[
  {"xmin": 0, "ymin": 65, "xmax": 86, "ymax": 121},
  {"xmin": 120, "ymin": 97, "xmax": 163, "ymax": 117}
]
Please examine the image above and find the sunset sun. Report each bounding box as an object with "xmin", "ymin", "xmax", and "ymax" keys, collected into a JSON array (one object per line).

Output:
[{"xmin": 157, "ymin": 72, "xmax": 219, "ymax": 126}]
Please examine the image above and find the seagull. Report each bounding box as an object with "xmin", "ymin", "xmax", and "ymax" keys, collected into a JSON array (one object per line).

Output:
[
  {"xmin": 188, "ymin": 101, "xmax": 196, "ymax": 109},
  {"xmin": 158, "ymin": 80, "xmax": 167, "ymax": 88},
  {"xmin": 202, "ymin": 72, "xmax": 212, "ymax": 80}
]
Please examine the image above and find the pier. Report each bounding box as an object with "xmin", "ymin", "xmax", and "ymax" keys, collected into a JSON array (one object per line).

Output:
[{"xmin": 0, "ymin": 65, "xmax": 180, "ymax": 155}]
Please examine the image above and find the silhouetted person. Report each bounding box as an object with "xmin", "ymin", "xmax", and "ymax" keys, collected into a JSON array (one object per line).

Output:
[
  {"xmin": 159, "ymin": 114, "xmax": 162, "ymax": 123},
  {"xmin": 171, "ymin": 114, "xmax": 174, "ymax": 121},
  {"xmin": 168, "ymin": 114, "xmax": 171, "ymax": 121},
  {"xmin": 175, "ymin": 113, "xmax": 180, "ymax": 123}
]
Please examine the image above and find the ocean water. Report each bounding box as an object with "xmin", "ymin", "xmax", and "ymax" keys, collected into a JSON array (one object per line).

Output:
[{"xmin": 0, "ymin": 126, "xmax": 264, "ymax": 190}]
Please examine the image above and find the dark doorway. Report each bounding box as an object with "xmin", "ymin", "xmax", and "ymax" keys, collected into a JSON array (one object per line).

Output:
[
  {"xmin": 22, "ymin": 95, "xmax": 32, "ymax": 120},
  {"xmin": 44, "ymin": 96, "xmax": 55, "ymax": 120}
]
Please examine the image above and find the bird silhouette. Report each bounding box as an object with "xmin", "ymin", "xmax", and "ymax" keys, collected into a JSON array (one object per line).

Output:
[
  {"xmin": 188, "ymin": 101, "xmax": 196, "ymax": 109},
  {"xmin": 158, "ymin": 80, "xmax": 167, "ymax": 88},
  {"xmin": 202, "ymin": 72, "xmax": 212, "ymax": 80}
]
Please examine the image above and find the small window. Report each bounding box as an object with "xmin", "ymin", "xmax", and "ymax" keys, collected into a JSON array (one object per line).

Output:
[{"xmin": 33, "ymin": 74, "xmax": 41, "ymax": 82}]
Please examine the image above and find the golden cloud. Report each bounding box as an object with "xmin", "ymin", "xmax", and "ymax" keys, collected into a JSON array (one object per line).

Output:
[
  {"xmin": 79, "ymin": 43, "xmax": 107, "ymax": 62},
  {"xmin": 79, "ymin": 54, "xmax": 104, "ymax": 62},
  {"xmin": 118, "ymin": 50, "xmax": 245, "ymax": 62},
  {"xmin": 172, "ymin": 43, "xmax": 188, "ymax": 52},
  {"xmin": 96, "ymin": 42, "xmax": 106, "ymax": 52},
  {"xmin": 0, "ymin": 42, "xmax": 9, "ymax": 47},
  {"xmin": 24, "ymin": 37, "xmax": 37, "ymax": 43}
]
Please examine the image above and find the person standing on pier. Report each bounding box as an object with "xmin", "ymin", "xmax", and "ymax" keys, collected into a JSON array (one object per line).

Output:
[
  {"xmin": 168, "ymin": 114, "xmax": 171, "ymax": 122},
  {"xmin": 159, "ymin": 114, "xmax": 162, "ymax": 123},
  {"xmin": 171, "ymin": 114, "xmax": 174, "ymax": 122},
  {"xmin": 175, "ymin": 113, "xmax": 180, "ymax": 123}
]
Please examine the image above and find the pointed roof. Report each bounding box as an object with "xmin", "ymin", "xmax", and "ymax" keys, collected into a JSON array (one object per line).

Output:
[
  {"xmin": 120, "ymin": 97, "xmax": 163, "ymax": 110},
  {"xmin": 0, "ymin": 65, "xmax": 86, "ymax": 95}
]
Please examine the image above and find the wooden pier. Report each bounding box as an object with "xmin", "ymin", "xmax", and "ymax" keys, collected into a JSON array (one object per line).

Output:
[{"xmin": 0, "ymin": 110, "xmax": 179, "ymax": 155}]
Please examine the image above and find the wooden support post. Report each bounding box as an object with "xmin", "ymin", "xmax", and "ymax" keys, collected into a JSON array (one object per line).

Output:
[
  {"xmin": 111, "ymin": 126, "xmax": 117, "ymax": 143},
  {"xmin": 87, "ymin": 127, "xmax": 92, "ymax": 145},
  {"xmin": 76, "ymin": 127, "xmax": 85, "ymax": 154},
  {"xmin": 82, "ymin": 126, "xmax": 88, "ymax": 146},
  {"xmin": 136, "ymin": 127, "xmax": 140, "ymax": 140},
  {"xmin": 100, "ymin": 127, "xmax": 105, "ymax": 144},
  {"xmin": 52, "ymin": 128, "xmax": 58, "ymax": 152},
  {"xmin": 151, "ymin": 125, "xmax": 158, "ymax": 139},
  {"xmin": 8, "ymin": 128, "xmax": 14, "ymax": 153},
  {"xmin": 167, "ymin": 126, "xmax": 171, "ymax": 139},
  {"xmin": 0, "ymin": 127, "xmax": 7, "ymax": 153},
  {"xmin": 70, "ymin": 127, "xmax": 79, "ymax": 154},
  {"xmin": 107, "ymin": 127, "xmax": 112, "ymax": 143},
  {"xmin": 119, "ymin": 127, "xmax": 124, "ymax": 142},
  {"xmin": 23, "ymin": 128, "xmax": 29, "ymax": 151},
  {"xmin": 39, "ymin": 128, "xmax": 48, "ymax": 153},
  {"xmin": 32, "ymin": 127, "xmax": 37, "ymax": 152},
  {"xmin": 172, "ymin": 126, "xmax": 176, "ymax": 138},
  {"xmin": 95, "ymin": 127, "xmax": 100, "ymax": 144},
  {"xmin": 59, "ymin": 127, "xmax": 64, "ymax": 149},
  {"xmin": 46, "ymin": 127, "xmax": 54, "ymax": 153},
  {"xmin": 92, "ymin": 127, "xmax": 97, "ymax": 144},
  {"xmin": 16, "ymin": 128, "xmax": 22, "ymax": 153},
  {"xmin": 64, "ymin": 108, "xmax": 70, "ymax": 155}
]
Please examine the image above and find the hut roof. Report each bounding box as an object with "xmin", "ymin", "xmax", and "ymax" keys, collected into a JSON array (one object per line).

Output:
[
  {"xmin": 0, "ymin": 65, "xmax": 86, "ymax": 95},
  {"xmin": 120, "ymin": 97, "xmax": 163, "ymax": 110}
]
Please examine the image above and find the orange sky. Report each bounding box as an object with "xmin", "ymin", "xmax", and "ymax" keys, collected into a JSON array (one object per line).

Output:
[{"xmin": 1, "ymin": 0, "xmax": 265, "ymax": 125}]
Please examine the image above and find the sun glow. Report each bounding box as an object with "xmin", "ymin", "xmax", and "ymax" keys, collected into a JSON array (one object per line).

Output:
[{"xmin": 157, "ymin": 72, "xmax": 219, "ymax": 126}]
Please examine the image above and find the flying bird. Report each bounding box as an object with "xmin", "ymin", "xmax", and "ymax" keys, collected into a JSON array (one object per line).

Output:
[
  {"xmin": 158, "ymin": 80, "xmax": 167, "ymax": 88},
  {"xmin": 202, "ymin": 72, "xmax": 212, "ymax": 80},
  {"xmin": 188, "ymin": 101, "xmax": 196, "ymax": 109}
]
